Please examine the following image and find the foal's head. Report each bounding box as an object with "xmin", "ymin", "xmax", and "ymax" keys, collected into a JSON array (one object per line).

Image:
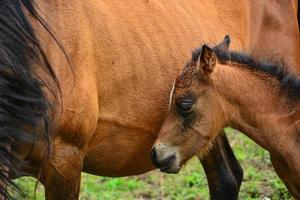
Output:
[{"xmin": 151, "ymin": 36, "xmax": 231, "ymax": 173}]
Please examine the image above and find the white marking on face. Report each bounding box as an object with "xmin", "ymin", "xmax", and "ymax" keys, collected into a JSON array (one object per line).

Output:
[{"xmin": 168, "ymin": 80, "xmax": 176, "ymax": 110}]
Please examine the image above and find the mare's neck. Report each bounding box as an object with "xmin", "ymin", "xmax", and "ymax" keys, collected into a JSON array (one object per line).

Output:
[{"xmin": 214, "ymin": 63, "xmax": 300, "ymax": 154}]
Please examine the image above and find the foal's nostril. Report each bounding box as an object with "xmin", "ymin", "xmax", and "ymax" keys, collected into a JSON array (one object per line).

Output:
[{"xmin": 151, "ymin": 147, "xmax": 157, "ymax": 163}]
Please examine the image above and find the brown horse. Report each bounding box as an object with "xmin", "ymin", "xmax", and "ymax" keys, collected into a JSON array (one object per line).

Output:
[
  {"xmin": 0, "ymin": 0, "xmax": 299, "ymax": 199},
  {"xmin": 152, "ymin": 39, "xmax": 300, "ymax": 198}
]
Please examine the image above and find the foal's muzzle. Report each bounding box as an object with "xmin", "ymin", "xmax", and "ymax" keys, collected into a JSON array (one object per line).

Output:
[{"xmin": 150, "ymin": 143, "xmax": 181, "ymax": 173}]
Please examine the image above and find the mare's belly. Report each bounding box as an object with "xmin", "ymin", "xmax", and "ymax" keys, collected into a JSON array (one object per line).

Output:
[{"xmin": 82, "ymin": 120, "xmax": 158, "ymax": 177}]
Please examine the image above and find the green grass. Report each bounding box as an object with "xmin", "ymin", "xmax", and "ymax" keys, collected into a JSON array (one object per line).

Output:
[{"xmin": 11, "ymin": 128, "xmax": 290, "ymax": 199}]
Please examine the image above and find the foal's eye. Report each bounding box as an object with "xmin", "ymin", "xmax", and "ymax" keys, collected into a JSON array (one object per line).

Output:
[
  {"xmin": 180, "ymin": 102, "xmax": 193, "ymax": 112},
  {"xmin": 178, "ymin": 99, "xmax": 193, "ymax": 113}
]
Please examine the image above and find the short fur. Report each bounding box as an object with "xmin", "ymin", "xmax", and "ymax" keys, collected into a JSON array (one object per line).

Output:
[
  {"xmin": 155, "ymin": 39, "xmax": 300, "ymax": 197},
  {"xmin": 191, "ymin": 46, "xmax": 300, "ymax": 99}
]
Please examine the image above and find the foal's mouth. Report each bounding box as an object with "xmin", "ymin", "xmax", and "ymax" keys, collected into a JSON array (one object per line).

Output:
[
  {"xmin": 159, "ymin": 154, "xmax": 175, "ymax": 170},
  {"xmin": 151, "ymin": 144, "xmax": 182, "ymax": 173},
  {"xmin": 159, "ymin": 155, "xmax": 181, "ymax": 174}
]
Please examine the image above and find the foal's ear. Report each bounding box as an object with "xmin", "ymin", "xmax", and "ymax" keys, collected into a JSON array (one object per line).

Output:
[
  {"xmin": 199, "ymin": 45, "xmax": 217, "ymax": 75},
  {"xmin": 215, "ymin": 35, "xmax": 231, "ymax": 51}
]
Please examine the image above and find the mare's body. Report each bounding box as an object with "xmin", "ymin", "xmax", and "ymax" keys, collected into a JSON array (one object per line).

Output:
[{"xmin": 0, "ymin": 1, "xmax": 299, "ymax": 199}]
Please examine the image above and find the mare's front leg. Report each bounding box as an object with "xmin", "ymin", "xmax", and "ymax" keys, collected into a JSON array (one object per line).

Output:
[
  {"xmin": 41, "ymin": 138, "xmax": 85, "ymax": 200},
  {"xmin": 199, "ymin": 130, "xmax": 243, "ymax": 200}
]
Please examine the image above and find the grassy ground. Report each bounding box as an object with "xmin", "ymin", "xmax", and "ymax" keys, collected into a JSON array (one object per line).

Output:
[{"xmin": 11, "ymin": 128, "xmax": 291, "ymax": 199}]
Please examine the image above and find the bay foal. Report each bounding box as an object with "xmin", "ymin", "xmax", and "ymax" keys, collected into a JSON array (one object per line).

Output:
[
  {"xmin": 152, "ymin": 40, "xmax": 300, "ymax": 198},
  {"xmin": 1, "ymin": 0, "xmax": 300, "ymax": 199}
]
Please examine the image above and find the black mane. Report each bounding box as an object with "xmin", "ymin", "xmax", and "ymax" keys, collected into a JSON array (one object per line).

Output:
[
  {"xmin": 0, "ymin": 0, "xmax": 60, "ymax": 198},
  {"xmin": 192, "ymin": 46, "xmax": 300, "ymax": 99}
]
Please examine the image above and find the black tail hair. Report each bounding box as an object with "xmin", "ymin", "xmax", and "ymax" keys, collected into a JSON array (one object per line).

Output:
[{"xmin": 0, "ymin": 0, "xmax": 60, "ymax": 198}]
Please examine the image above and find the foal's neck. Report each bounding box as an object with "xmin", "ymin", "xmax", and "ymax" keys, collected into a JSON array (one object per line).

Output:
[{"xmin": 214, "ymin": 63, "xmax": 300, "ymax": 154}]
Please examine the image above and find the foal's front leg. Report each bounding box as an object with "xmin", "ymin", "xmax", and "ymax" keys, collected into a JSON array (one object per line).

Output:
[
  {"xmin": 199, "ymin": 130, "xmax": 243, "ymax": 200},
  {"xmin": 270, "ymin": 154, "xmax": 300, "ymax": 199},
  {"xmin": 41, "ymin": 139, "xmax": 85, "ymax": 200}
]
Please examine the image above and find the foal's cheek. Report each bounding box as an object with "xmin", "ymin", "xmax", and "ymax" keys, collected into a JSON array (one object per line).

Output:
[{"xmin": 179, "ymin": 133, "xmax": 202, "ymax": 158}]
